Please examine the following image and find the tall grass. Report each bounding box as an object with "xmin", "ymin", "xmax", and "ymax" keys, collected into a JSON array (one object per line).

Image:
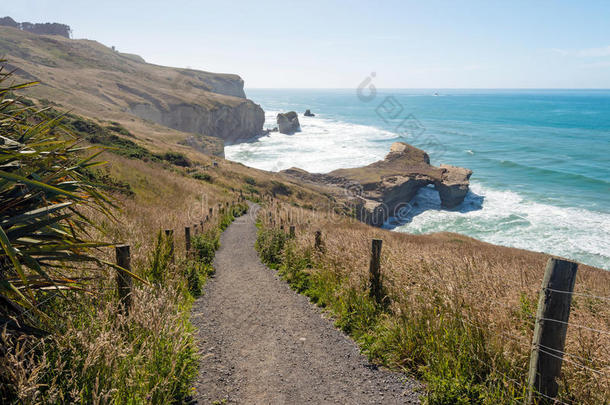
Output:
[
  {"xmin": 0, "ymin": 62, "xmax": 253, "ymax": 403},
  {"xmin": 255, "ymin": 202, "xmax": 610, "ymax": 404},
  {"xmin": 0, "ymin": 201, "xmax": 248, "ymax": 403}
]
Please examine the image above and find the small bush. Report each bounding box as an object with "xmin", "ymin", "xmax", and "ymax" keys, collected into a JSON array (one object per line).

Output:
[
  {"xmin": 105, "ymin": 123, "xmax": 133, "ymax": 137},
  {"xmin": 271, "ymin": 180, "xmax": 292, "ymax": 196},
  {"xmin": 255, "ymin": 227, "xmax": 288, "ymax": 268},
  {"xmin": 184, "ymin": 260, "xmax": 213, "ymax": 297},
  {"xmin": 244, "ymin": 184, "xmax": 258, "ymax": 195},
  {"xmin": 193, "ymin": 172, "xmax": 213, "ymax": 182},
  {"xmin": 160, "ymin": 151, "xmax": 191, "ymax": 167}
]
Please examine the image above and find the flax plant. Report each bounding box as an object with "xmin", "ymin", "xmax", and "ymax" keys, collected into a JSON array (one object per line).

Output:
[{"xmin": 0, "ymin": 62, "xmax": 136, "ymax": 330}]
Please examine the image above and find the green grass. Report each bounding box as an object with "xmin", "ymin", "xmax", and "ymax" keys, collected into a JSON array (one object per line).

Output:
[
  {"xmin": 255, "ymin": 226, "xmax": 529, "ymax": 405},
  {"xmin": 1, "ymin": 201, "xmax": 250, "ymax": 403}
]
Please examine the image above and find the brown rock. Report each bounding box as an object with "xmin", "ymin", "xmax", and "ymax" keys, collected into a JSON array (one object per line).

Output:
[
  {"xmin": 281, "ymin": 142, "xmax": 472, "ymax": 227},
  {"xmin": 434, "ymin": 165, "xmax": 473, "ymax": 208}
]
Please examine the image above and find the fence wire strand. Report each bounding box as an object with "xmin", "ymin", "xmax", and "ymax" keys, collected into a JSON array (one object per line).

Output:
[
  {"xmin": 544, "ymin": 287, "xmax": 610, "ymax": 302},
  {"xmin": 538, "ymin": 317, "xmax": 610, "ymax": 336},
  {"xmin": 535, "ymin": 345, "xmax": 607, "ymax": 377}
]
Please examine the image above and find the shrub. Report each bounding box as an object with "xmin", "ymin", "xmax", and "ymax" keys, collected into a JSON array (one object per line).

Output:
[
  {"xmin": 184, "ymin": 260, "xmax": 213, "ymax": 297},
  {"xmin": 160, "ymin": 151, "xmax": 191, "ymax": 167},
  {"xmin": 193, "ymin": 172, "xmax": 213, "ymax": 182},
  {"xmin": 0, "ymin": 66, "xmax": 125, "ymax": 326},
  {"xmin": 192, "ymin": 230, "xmax": 220, "ymax": 266},
  {"xmin": 270, "ymin": 180, "xmax": 292, "ymax": 196},
  {"xmin": 255, "ymin": 227, "xmax": 288, "ymax": 268}
]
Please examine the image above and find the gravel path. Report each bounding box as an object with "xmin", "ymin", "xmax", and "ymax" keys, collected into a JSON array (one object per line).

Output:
[{"xmin": 191, "ymin": 203, "xmax": 420, "ymax": 404}]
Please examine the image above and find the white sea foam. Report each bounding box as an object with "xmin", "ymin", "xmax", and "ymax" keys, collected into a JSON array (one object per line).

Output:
[
  {"xmin": 225, "ymin": 111, "xmax": 394, "ymax": 173},
  {"xmin": 225, "ymin": 113, "xmax": 610, "ymax": 270},
  {"xmin": 392, "ymin": 182, "xmax": 610, "ymax": 270}
]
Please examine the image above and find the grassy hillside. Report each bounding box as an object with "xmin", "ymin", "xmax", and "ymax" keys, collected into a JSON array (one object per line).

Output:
[
  {"xmin": 0, "ymin": 25, "xmax": 263, "ymax": 157},
  {"xmin": 256, "ymin": 202, "xmax": 609, "ymax": 404}
]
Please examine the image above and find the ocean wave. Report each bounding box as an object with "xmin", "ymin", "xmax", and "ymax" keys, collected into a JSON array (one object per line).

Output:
[
  {"xmin": 475, "ymin": 157, "xmax": 610, "ymax": 188},
  {"xmin": 226, "ymin": 112, "xmax": 393, "ymax": 172},
  {"xmin": 394, "ymin": 182, "xmax": 610, "ymax": 270}
]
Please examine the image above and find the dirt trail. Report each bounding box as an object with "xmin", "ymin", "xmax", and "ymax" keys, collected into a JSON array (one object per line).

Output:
[{"xmin": 192, "ymin": 203, "xmax": 420, "ymax": 404}]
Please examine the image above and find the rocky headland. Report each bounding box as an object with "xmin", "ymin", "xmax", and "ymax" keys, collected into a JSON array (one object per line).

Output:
[
  {"xmin": 281, "ymin": 142, "xmax": 472, "ymax": 226},
  {"xmin": 0, "ymin": 25, "xmax": 265, "ymax": 147}
]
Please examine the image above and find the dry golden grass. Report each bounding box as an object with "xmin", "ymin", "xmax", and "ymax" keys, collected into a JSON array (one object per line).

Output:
[
  {"xmin": 0, "ymin": 148, "xmax": 248, "ymax": 403},
  {"xmin": 260, "ymin": 200, "xmax": 610, "ymax": 403}
]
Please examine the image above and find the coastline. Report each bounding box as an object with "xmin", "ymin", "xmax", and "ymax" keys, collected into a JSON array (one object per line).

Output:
[{"xmin": 225, "ymin": 92, "xmax": 610, "ymax": 270}]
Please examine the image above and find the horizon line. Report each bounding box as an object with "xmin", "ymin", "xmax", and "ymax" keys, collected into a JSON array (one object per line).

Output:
[{"xmin": 245, "ymin": 87, "xmax": 610, "ymax": 90}]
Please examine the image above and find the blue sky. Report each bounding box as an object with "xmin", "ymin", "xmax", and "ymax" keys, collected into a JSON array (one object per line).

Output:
[{"xmin": 3, "ymin": 0, "xmax": 610, "ymax": 88}]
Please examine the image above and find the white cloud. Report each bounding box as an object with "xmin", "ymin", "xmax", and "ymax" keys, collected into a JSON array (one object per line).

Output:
[{"xmin": 551, "ymin": 45, "xmax": 610, "ymax": 57}]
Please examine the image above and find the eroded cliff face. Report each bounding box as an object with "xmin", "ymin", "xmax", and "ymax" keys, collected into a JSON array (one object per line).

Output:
[
  {"xmin": 281, "ymin": 142, "xmax": 472, "ymax": 227},
  {"xmin": 0, "ymin": 26, "xmax": 265, "ymax": 147},
  {"xmin": 130, "ymin": 98, "xmax": 264, "ymax": 144}
]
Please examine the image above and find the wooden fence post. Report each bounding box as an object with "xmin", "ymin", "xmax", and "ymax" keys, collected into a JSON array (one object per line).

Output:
[
  {"xmin": 164, "ymin": 229, "xmax": 174, "ymax": 261},
  {"xmin": 115, "ymin": 244, "xmax": 132, "ymax": 315},
  {"xmin": 315, "ymin": 230, "xmax": 322, "ymax": 251},
  {"xmin": 527, "ymin": 258, "xmax": 579, "ymax": 404},
  {"xmin": 369, "ymin": 239, "xmax": 383, "ymax": 305},
  {"xmin": 289, "ymin": 225, "xmax": 295, "ymax": 238},
  {"xmin": 185, "ymin": 226, "xmax": 191, "ymax": 254}
]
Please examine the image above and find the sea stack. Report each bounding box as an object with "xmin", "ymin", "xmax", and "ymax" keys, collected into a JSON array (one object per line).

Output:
[
  {"xmin": 304, "ymin": 109, "xmax": 315, "ymax": 117},
  {"xmin": 277, "ymin": 111, "xmax": 300, "ymax": 134}
]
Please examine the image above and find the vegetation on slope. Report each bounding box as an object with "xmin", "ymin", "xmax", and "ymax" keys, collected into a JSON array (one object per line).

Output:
[
  {"xmin": 0, "ymin": 68, "xmax": 120, "ymax": 327},
  {"xmin": 256, "ymin": 201, "xmax": 610, "ymax": 404},
  {"xmin": 0, "ymin": 64, "xmax": 252, "ymax": 403}
]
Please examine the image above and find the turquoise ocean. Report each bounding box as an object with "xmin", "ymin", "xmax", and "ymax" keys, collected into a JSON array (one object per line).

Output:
[{"xmin": 225, "ymin": 89, "xmax": 610, "ymax": 270}]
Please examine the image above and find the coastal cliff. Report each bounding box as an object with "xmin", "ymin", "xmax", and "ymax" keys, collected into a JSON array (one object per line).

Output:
[
  {"xmin": 282, "ymin": 142, "xmax": 472, "ymax": 226},
  {"xmin": 130, "ymin": 100, "xmax": 264, "ymax": 144},
  {"xmin": 0, "ymin": 25, "xmax": 264, "ymax": 147}
]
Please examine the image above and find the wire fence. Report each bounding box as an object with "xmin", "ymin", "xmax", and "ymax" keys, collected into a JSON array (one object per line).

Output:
[{"xmin": 263, "ymin": 200, "xmax": 610, "ymax": 404}]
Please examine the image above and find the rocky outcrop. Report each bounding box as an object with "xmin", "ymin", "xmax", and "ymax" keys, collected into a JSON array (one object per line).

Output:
[
  {"xmin": 277, "ymin": 111, "xmax": 300, "ymax": 134},
  {"xmin": 434, "ymin": 164, "xmax": 472, "ymax": 208},
  {"xmin": 304, "ymin": 109, "xmax": 315, "ymax": 117},
  {"xmin": 281, "ymin": 142, "xmax": 472, "ymax": 227}
]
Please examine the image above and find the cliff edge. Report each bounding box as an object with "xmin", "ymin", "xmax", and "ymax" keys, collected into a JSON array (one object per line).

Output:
[{"xmin": 0, "ymin": 25, "xmax": 264, "ymax": 145}]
